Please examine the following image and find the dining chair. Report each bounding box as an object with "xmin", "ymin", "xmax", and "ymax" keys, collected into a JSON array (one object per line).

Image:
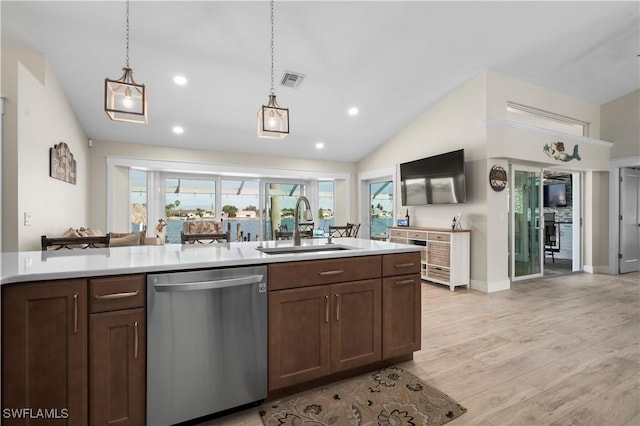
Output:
[{"xmin": 329, "ymin": 224, "xmax": 353, "ymax": 237}]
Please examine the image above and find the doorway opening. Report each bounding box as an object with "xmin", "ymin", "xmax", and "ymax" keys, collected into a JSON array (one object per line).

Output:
[{"xmin": 542, "ymin": 170, "xmax": 579, "ymax": 276}]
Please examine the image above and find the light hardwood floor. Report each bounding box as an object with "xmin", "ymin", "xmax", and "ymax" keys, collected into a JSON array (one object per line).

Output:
[{"xmin": 205, "ymin": 271, "xmax": 640, "ymax": 426}]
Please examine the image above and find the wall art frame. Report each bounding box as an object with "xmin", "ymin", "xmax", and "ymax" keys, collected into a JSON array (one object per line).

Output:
[{"xmin": 49, "ymin": 142, "xmax": 77, "ymax": 184}]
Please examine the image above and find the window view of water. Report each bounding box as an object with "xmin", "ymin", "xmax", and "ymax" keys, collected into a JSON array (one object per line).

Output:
[{"xmin": 130, "ymin": 171, "xmax": 393, "ymax": 243}]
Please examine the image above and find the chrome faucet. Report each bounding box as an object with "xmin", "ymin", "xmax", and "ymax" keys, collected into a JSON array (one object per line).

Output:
[{"xmin": 293, "ymin": 196, "xmax": 313, "ymax": 246}]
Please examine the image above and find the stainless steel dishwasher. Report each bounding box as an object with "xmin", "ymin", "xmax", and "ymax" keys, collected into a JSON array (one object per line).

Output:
[{"xmin": 146, "ymin": 265, "xmax": 267, "ymax": 426}]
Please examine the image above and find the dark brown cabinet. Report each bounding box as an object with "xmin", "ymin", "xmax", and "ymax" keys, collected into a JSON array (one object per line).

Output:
[
  {"xmin": 382, "ymin": 252, "xmax": 422, "ymax": 359},
  {"xmin": 268, "ymin": 285, "xmax": 331, "ymax": 390},
  {"xmin": 330, "ymin": 279, "xmax": 381, "ymax": 372},
  {"xmin": 268, "ymin": 256, "xmax": 387, "ymax": 391},
  {"xmin": 2, "ymin": 274, "xmax": 146, "ymax": 426},
  {"xmin": 89, "ymin": 275, "xmax": 145, "ymax": 426},
  {"xmin": 2, "ymin": 279, "xmax": 88, "ymax": 425},
  {"xmin": 268, "ymin": 278, "xmax": 381, "ymax": 391}
]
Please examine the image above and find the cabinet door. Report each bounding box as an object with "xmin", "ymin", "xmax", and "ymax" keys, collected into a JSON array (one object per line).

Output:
[
  {"xmin": 2, "ymin": 279, "xmax": 87, "ymax": 426},
  {"xmin": 268, "ymin": 286, "xmax": 331, "ymax": 391},
  {"xmin": 427, "ymin": 241, "xmax": 450, "ymax": 267},
  {"xmin": 90, "ymin": 308, "xmax": 145, "ymax": 426},
  {"xmin": 382, "ymin": 275, "xmax": 421, "ymax": 359},
  {"xmin": 330, "ymin": 279, "xmax": 381, "ymax": 372}
]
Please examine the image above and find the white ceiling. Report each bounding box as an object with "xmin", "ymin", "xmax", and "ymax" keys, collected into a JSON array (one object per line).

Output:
[{"xmin": 2, "ymin": 1, "xmax": 638, "ymax": 162}]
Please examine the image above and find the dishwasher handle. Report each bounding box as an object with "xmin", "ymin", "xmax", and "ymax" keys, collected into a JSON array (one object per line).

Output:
[{"xmin": 153, "ymin": 274, "xmax": 264, "ymax": 292}]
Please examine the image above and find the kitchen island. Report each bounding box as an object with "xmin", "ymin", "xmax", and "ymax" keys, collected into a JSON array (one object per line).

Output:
[
  {"xmin": 1, "ymin": 237, "xmax": 421, "ymax": 284},
  {"xmin": 1, "ymin": 238, "xmax": 423, "ymax": 425}
]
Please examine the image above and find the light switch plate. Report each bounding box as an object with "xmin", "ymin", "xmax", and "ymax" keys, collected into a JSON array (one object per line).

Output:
[{"xmin": 24, "ymin": 212, "xmax": 32, "ymax": 226}]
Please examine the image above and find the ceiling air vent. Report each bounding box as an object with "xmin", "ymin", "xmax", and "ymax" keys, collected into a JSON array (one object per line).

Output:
[{"xmin": 280, "ymin": 72, "xmax": 305, "ymax": 89}]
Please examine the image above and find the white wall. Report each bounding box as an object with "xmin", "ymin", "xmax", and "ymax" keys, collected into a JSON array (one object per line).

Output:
[
  {"xmin": 1, "ymin": 49, "xmax": 90, "ymax": 252},
  {"xmin": 358, "ymin": 71, "xmax": 490, "ymax": 289},
  {"xmin": 602, "ymin": 90, "xmax": 640, "ymax": 160},
  {"xmin": 601, "ymin": 90, "xmax": 640, "ymax": 274},
  {"xmin": 358, "ymin": 70, "xmax": 614, "ymax": 292},
  {"xmin": 485, "ymin": 70, "xmax": 610, "ymax": 277}
]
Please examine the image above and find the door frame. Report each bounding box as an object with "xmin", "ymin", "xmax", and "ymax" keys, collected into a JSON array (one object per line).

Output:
[
  {"xmin": 540, "ymin": 168, "xmax": 583, "ymax": 274},
  {"xmin": 358, "ymin": 167, "xmax": 395, "ymax": 240}
]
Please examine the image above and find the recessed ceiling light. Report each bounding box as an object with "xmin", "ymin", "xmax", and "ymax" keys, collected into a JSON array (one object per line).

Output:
[
  {"xmin": 173, "ymin": 75, "xmax": 187, "ymax": 85},
  {"xmin": 348, "ymin": 107, "xmax": 359, "ymax": 116},
  {"xmin": 172, "ymin": 126, "xmax": 184, "ymax": 134},
  {"xmin": 315, "ymin": 142, "xmax": 324, "ymax": 149}
]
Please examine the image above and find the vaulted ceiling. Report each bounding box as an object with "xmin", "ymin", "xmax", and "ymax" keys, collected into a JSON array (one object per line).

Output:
[{"xmin": 2, "ymin": 1, "xmax": 638, "ymax": 162}]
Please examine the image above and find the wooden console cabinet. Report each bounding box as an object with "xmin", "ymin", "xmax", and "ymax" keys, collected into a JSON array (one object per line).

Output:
[
  {"xmin": 2, "ymin": 274, "xmax": 146, "ymax": 426},
  {"xmin": 267, "ymin": 253, "xmax": 420, "ymax": 392},
  {"xmin": 390, "ymin": 227, "xmax": 470, "ymax": 291}
]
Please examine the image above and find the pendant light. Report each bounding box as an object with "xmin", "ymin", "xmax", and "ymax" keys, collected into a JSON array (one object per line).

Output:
[
  {"xmin": 257, "ymin": 0, "xmax": 289, "ymax": 139},
  {"xmin": 104, "ymin": 0, "xmax": 147, "ymax": 124}
]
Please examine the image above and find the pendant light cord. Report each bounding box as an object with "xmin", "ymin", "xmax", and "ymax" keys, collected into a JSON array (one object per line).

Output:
[
  {"xmin": 270, "ymin": 0, "xmax": 275, "ymax": 95},
  {"xmin": 125, "ymin": 0, "xmax": 130, "ymax": 68}
]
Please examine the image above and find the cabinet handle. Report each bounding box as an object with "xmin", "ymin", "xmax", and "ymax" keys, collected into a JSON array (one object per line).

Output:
[
  {"xmin": 325, "ymin": 296, "xmax": 329, "ymax": 323},
  {"xmin": 335, "ymin": 294, "xmax": 340, "ymax": 321},
  {"xmin": 395, "ymin": 262, "xmax": 415, "ymax": 268},
  {"xmin": 73, "ymin": 294, "xmax": 78, "ymax": 334},
  {"xmin": 394, "ymin": 279, "xmax": 415, "ymax": 286},
  {"xmin": 95, "ymin": 290, "xmax": 139, "ymax": 300},
  {"xmin": 134, "ymin": 321, "xmax": 139, "ymax": 360},
  {"xmin": 319, "ymin": 270, "xmax": 344, "ymax": 276}
]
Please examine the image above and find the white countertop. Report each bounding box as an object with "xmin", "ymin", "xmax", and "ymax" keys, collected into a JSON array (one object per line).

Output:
[{"xmin": 0, "ymin": 238, "xmax": 422, "ymax": 285}]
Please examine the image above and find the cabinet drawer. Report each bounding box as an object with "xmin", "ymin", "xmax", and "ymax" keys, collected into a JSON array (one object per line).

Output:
[
  {"xmin": 389, "ymin": 237, "xmax": 407, "ymax": 244},
  {"xmin": 428, "ymin": 265, "xmax": 450, "ymax": 282},
  {"xmin": 382, "ymin": 252, "xmax": 421, "ymax": 277},
  {"xmin": 89, "ymin": 275, "xmax": 145, "ymax": 313},
  {"xmin": 389, "ymin": 229, "xmax": 407, "ymax": 238},
  {"xmin": 407, "ymin": 231, "xmax": 427, "ymax": 240},
  {"xmin": 428, "ymin": 242, "xmax": 450, "ymax": 267},
  {"xmin": 428, "ymin": 232, "xmax": 450, "ymax": 242},
  {"xmin": 269, "ymin": 256, "xmax": 381, "ymax": 290}
]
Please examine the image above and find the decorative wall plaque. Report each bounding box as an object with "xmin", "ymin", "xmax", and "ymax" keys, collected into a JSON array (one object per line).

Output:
[
  {"xmin": 49, "ymin": 142, "xmax": 77, "ymax": 184},
  {"xmin": 543, "ymin": 141, "xmax": 581, "ymax": 162},
  {"xmin": 489, "ymin": 165, "xmax": 507, "ymax": 192}
]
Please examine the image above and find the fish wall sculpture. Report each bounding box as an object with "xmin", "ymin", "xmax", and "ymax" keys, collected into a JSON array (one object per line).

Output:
[{"xmin": 543, "ymin": 141, "xmax": 581, "ymax": 162}]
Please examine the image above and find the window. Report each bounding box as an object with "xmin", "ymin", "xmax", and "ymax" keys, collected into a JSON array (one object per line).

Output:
[
  {"xmin": 221, "ymin": 179, "xmax": 260, "ymax": 241},
  {"xmin": 130, "ymin": 169, "xmax": 147, "ymax": 233},
  {"xmin": 264, "ymin": 182, "xmax": 305, "ymax": 240},
  {"xmin": 370, "ymin": 180, "xmax": 393, "ymax": 239},
  {"xmin": 114, "ymin": 156, "xmax": 350, "ymax": 242},
  {"xmin": 506, "ymin": 101, "xmax": 589, "ymax": 136},
  {"xmin": 318, "ymin": 181, "xmax": 335, "ymax": 234},
  {"xmin": 164, "ymin": 177, "xmax": 216, "ymax": 243}
]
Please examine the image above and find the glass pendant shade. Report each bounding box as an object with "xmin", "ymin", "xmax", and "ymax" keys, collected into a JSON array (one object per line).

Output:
[
  {"xmin": 257, "ymin": 94, "xmax": 289, "ymax": 139},
  {"xmin": 105, "ymin": 67, "xmax": 147, "ymax": 124}
]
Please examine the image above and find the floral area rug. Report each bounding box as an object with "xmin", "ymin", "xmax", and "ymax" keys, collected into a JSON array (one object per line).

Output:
[{"xmin": 260, "ymin": 367, "xmax": 466, "ymax": 425}]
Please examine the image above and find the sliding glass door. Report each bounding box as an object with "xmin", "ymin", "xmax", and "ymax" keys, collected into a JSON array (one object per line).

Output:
[
  {"xmin": 369, "ymin": 180, "xmax": 393, "ymax": 240},
  {"xmin": 511, "ymin": 166, "xmax": 543, "ymax": 280}
]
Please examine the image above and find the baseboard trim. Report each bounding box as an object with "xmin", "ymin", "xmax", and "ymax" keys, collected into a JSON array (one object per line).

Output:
[{"xmin": 471, "ymin": 279, "xmax": 510, "ymax": 293}]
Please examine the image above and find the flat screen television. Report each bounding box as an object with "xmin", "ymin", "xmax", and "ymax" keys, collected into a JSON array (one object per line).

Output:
[
  {"xmin": 400, "ymin": 149, "xmax": 466, "ymax": 205},
  {"xmin": 544, "ymin": 183, "xmax": 567, "ymax": 207}
]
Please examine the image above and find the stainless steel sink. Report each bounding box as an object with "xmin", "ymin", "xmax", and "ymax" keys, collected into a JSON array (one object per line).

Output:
[{"xmin": 256, "ymin": 244, "xmax": 356, "ymax": 255}]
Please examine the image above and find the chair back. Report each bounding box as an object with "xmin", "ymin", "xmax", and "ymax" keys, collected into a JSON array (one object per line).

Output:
[
  {"xmin": 181, "ymin": 220, "xmax": 229, "ymax": 243},
  {"xmin": 329, "ymin": 224, "xmax": 353, "ymax": 237}
]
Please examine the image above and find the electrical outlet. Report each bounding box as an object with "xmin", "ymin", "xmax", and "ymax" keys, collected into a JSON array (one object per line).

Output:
[{"xmin": 24, "ymin": 212, "xmax": 32, "ymax": 226}]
